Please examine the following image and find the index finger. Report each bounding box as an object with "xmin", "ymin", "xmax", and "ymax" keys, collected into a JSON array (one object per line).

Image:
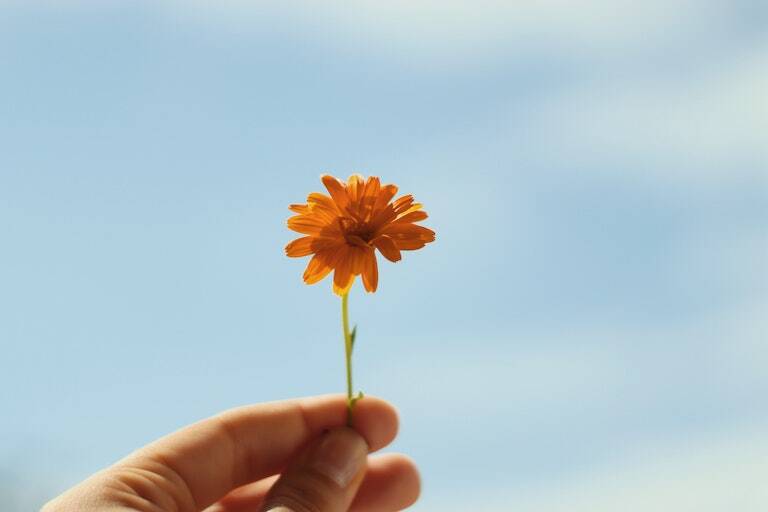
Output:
[{"xmin": 119, "ymin": 394, "xmax": 399, "ymax": 510}]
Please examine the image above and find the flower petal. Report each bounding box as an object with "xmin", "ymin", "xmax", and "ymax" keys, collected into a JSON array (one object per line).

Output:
[
  {"xmin": 333, "ymin": 275, "xmax": 356, "ymax": 295},
  {"xmin": 350, "ymin": 246, "xmax": 367, "ymax": 275},
  {"xmin": 372, "ymin": 184, "xmax": 399, "ymax": 214},
  {"xmin": 307, "ymin": 192, "xmax": 340, "ymax": 219},
  {"xmin": 393, "ymin": 238, "xmax": 428, "ymax": 250},
  {"xmin": 363, "ymin": 175, "xmax": 381, "ymax": 197},
  {"xmin": 347, "ymin": 174, "xmax": 365, "ymax": 204},
  {"xmin": 285, "ymin": 236, "xmax": 315, "ymax": 257},
  {"xmin": 287, "ymin": 215, "xmax": 327, "ymax": 235},
  {"xmin": 394, "ymin": 210, "xmax": 428, "ymax": 224},
  {"xmin": 359, "ymin": 176, "xmax": 381, "ymax": 220},
  {"xmin": 383, "ymin": 223, "xmax": 436, "ymax": 251},
  {"xmin": 332, "ymin": 247, "xmax": 355, "ymax": 295},
  {"xmin": 381, "ymin": 222, "xmax": 436, "ymax": 239},
  {"xmin": 372, "ymin": 235, "xmax": 402, "ymax": 262},
  {"xmin": 303, "ymin": 251, "xmax": 334, "ymax": 284},
  {"xmin": 321, "ymin": 174, "xmax": 349, "ymax": 211},
  {"xmin": 392, "ymin": 194, "xmax": 415, "ymax": 214},
  {"xmin": 289, "ymin": 204, "xmax": 310, "ymax": 214},
  {"xmin": 368, "ymin": 204, "xmax": 398, "ymax": 231},
  {"xmin": 361, "ymin": 249, "xmax": 378, "ymax": 292}
]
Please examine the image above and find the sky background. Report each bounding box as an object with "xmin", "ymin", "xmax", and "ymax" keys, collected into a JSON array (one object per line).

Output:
[{"xmin": 1, "ymin": 1, "xmax": 767, "ymax": 510}]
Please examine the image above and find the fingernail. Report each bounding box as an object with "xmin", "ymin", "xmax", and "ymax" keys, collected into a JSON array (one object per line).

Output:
[{"xmin": 308, "ymin": 427, "xmax": 368, "ymax": 488}]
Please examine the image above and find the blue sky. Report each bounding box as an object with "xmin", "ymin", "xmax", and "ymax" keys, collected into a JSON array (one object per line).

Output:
[{"xmin": 1, "ymin": 1, "xmax": 767, "ymax": 510}]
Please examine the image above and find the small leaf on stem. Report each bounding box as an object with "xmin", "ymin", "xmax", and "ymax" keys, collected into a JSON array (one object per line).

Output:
[
  {"xmin": 350, "ymin": 391, "xmax": 364, "ymax": 408},
  {"xmin": 350, "ymin": 325, "xmax": 358, "ymax": 352}
]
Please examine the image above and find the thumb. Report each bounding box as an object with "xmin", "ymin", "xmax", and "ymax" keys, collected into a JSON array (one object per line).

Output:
[{"xmin": 261, "ymin": 427, "xmax": 369, "ymax": 512}]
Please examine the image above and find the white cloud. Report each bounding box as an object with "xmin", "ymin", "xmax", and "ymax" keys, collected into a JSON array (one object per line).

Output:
[
  {"xmin": 672, "ymin": 226, "xmax": 768, "ymax": 300},
  {"xmin": 710, "ymin": 299, "xmax": 768, "ymax": 390},
  {"xmin": 525, "ymin": 44, "xmax": 768, "ymax": 183},
  {"xmin": 373, "ymin": 335, "xmax": 628, "ymax": 420},
  {"xmin": 429, "ymin": 424, "xmax": 768, "ymax": 511},
  {"xmin": 162, "ymin": 0, "xmax": 734, "ymax": 62},
  {"xmin": 392, "ymin": 296, "xmax": 768, "ymax": 510},
  {"xmin": 374, "ymin": 294, "xmax": 768, "ymax": 439}
]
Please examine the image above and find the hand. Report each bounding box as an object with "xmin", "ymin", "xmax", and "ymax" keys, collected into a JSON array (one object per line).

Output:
[{"xmin": 42, "ymin": 395, "xmax": 420, "ymax": 512}]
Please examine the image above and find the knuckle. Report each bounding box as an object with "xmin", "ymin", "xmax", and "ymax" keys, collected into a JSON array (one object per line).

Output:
[
  {"xmin": 103, "ymin": 459, "xmax": 197, "ymax": 512},
  {"xmin": 266, "ymin": 469, "xmax": 340, "ymax": 512}
]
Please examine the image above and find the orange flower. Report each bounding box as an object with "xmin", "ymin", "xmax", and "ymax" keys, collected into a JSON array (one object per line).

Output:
[{"xmin": 286, "ymin": 174, "xmax": 435, "ymax": 294}]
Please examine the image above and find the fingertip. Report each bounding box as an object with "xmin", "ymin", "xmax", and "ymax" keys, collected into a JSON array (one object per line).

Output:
[
  {"xmin": 350, "ymin": 453, "xmax": 421, "ymax": 512},
  {"xmin": 376, "ymin": 454, "xmax": 421, "ymax": 505},
  {"xmin": 348, "ymin": 395, "xmax": 399, "ymax": 451}
]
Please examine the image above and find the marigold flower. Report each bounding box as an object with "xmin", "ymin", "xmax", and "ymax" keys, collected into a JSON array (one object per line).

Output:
[{"xmin": 285, "ymin": 174, "xmax": 435, "ymax": 295}]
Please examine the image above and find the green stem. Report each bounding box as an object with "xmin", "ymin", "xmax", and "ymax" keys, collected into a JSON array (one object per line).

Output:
[{"xmin": 341, "ymin": 292, "xmax": 354, "ymax": 426}]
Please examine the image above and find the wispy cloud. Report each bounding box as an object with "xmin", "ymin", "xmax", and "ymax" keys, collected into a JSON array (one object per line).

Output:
[
  {"xmin": 525, "ymin": 43, "xmax": 768, "ymax": 183},
  {"xmin": 376, "ymin": 294, "xmax": 768, "ymax": 445},
  {"xmin": 431, "ymin": 423, "xmax": 768, "ymax": 511},
  {"xmin": 163, "ymin": 0, "xmax": 742, "ymax": 62},
  {"xmin": 673, "ymin": 225, "xmax": 768, "ymax": 302},
  {"xmin": 382, "ymin": 298, "xmax": 768, "ymax": 509}
]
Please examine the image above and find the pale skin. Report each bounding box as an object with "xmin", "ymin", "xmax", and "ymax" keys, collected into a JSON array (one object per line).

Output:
[{"xmin": 43, "ymin": 395, "xmax": 420, "ymax": 512}]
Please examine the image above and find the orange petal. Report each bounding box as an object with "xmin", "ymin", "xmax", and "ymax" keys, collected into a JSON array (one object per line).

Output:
[
  {"xmin": 384, "ymin": 224, "xmax": 436, "ymax": 251},
  {"xmin": 303, "ymin": 251, "xmax": 333, "ymax": 284},
  {"xmin": 285, "ymin": 236, "xmax": 315, "ymax": 257},
  {"xmin": 359, "ymin": 176, "xmax": 381, "ymax": 220},
  {"xmin": 369, "ymin": 205, "xmax": 398, "ymax": 231},
  {"xmin": 393, "ymin": 238, "xmax": 428, "ymax": 250},
  {"xmin": 347, "ymin": 174, "xmax": 365, "ymax": 204},
  {"xmin": 321, "ymin": 174, "xmax": 349, "ymax": 211},
  {"xmin": 381, "ymin": 222, "xmax": 435, "ymax": 240},
  {"xmin": 333, "ymin": 276, "xmax": 355, "ymax": 295},
  {"xmin": 398, "ymin": 203, "xmax": 423, "ymax": 215},
  {"xmin": 363, "ymin": 176, "xmax": 381, "ymax": 200},
  {"xmin": 307, "ymin": 192, "xmax": 340, "ymax": 219},
  {"xmin": 361, "ymin": 249, "xmax": 378, "ymax": 292},
  {"xmin": 372, "ymin": 184, "xmax": 399, "ymax": 214},
  {"xmin": 289, "ymin": 204, "xmax": 310, "ymax": 214},
  {"xmin": 288, "ymin": 215, "xmax": 329, "ymax": 235},
  {"xmin": 332, "ymin": 247, "xmax": 355, "ymax": 295},
  {"xmin": 350, "ymin": 246, "xmax": 367, "ymax": 275},
  {"xmin": 392, "ymin": 194, "xmax": 418, "ymax": 215},
  {"xmin": 392, "ymin": 194, "xmax": 415, "ymax": 214},
  {"xmin": 312, "ymin": 237, "xmax": 344, "ymax": 252},
  {"xmin": 394, "ymin": 210, "xmax": 428, "ymax": 224},
  {"xmin": 372, "ymin": 235, "xmax": 402, "ymax": 262}
]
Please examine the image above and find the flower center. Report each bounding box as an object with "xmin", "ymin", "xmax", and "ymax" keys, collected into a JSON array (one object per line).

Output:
[{"xmin": 339, "ymin": 217, "xmax": 374, "ymax": 246}]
